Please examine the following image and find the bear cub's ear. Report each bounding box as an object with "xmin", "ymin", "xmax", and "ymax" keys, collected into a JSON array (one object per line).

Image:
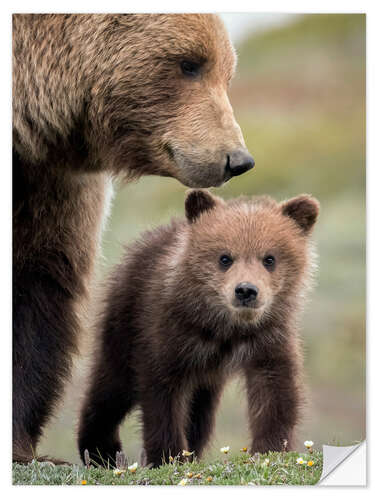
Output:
[
  {"xmin": 185, "ymin": 190, "xmax": 220, "ymax": 223},
  {"xmin": 281, "ymin": 195, "xmax": 320, "ymax": 234}
]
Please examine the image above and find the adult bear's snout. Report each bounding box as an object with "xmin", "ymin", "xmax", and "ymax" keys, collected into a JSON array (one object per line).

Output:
[{"xmin": 225, "ymin": 149, "xmax": 255, "ymax": 178}]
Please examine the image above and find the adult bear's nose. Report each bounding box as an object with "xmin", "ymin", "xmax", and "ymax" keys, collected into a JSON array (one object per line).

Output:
[
  {"xmin": 235, "ymin": 282, "xmax": 258, "ymax": 303},
  {"xmin": 226, "ymin": 149, "xmax": 255, "ymax": 178}
]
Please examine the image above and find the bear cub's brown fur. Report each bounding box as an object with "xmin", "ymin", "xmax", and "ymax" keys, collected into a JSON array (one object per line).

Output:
[{"xmin": 78, "ymin": 190, "xmax": 319, "ymax": 467}]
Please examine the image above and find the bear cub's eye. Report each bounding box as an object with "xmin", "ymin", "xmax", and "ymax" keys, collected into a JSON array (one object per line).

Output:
[
  {"xmin": 263, "ymin": 255, "xmax": 276, "ymax": 269},
  {"xmin": 219, "ymin": 254, "xmax": 233, "ymax": 269},
  {"xmin": 180, "ymin": 60, "xmax": 201, "ymax": 77}
]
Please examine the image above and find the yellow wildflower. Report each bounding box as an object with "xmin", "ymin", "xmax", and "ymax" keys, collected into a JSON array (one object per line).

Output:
[
  {"xmin": 240, "ymin": 447, "xmax": 248, "ymax": 452},
  {"xmin": 307, "ymin": 460, "xmax": 314, "ymax": 467},
  {"xmin": 296, "ymin": 457, "xmax": 305, "ymax": 465},
  {"xmin": 178, "ymin": 478, "xmax": 188, "ymax": 486},
  {"xmin": 193, "ymin": 473, "xmax": 202, "ymax": 479},
  {"xmin": 113, "ymin": 468, "xmax": 125, "ymax": 476},
  {"xmin": 81, "ymin": 479, "xmax": 87, "ymax": 485},
  {"xmin": 182, "ymin": 449, "xmax": 194, "ymax": 457},
  {"xmin": 186, "ymin": 472, "xmax": 193, "ymax": 478},
  {"xmin": 206, "ymin": 476, "xmax": 213, "ymax": 482}
]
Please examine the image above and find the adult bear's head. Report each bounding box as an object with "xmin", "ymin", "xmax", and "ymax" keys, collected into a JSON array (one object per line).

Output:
[{"xmin": 13, "ymin": 14, "xmax": 254, "ymax": 187}]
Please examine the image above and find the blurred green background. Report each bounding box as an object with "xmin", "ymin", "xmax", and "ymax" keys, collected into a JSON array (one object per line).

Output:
[{"xmin": 39, "ymin": 13, "xmax": 366, "ymax": 464}]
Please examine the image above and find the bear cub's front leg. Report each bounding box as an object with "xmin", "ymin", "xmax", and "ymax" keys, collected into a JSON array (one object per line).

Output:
[
  {"xmin": 245, "ymin": 350, "xmax": 303, "ymax": 454},
  {"xmin": 140, "ymin": 385, "xmax": 189, "ymax": 467}
]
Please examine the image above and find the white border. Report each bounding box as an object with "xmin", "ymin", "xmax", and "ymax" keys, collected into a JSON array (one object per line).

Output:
[{"xmin": 1, "ymin": 1, "xmax": 372, "ymax": 497}]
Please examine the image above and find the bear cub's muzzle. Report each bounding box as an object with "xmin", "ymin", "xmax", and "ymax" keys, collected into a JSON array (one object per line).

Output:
[{"xmin": 234, "ymin": 282, "xmax": 261, "ymax": 308}]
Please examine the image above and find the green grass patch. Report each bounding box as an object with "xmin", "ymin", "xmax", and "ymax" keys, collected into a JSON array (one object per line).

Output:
[{"xmin": 13, "ymin": 450, "xmax": 322, "ymax": 486}]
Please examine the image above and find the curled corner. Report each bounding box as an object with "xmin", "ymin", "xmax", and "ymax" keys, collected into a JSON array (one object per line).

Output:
[{"xmin": 319, "ymin": 441, "xmax": 366, "ymax": 486}]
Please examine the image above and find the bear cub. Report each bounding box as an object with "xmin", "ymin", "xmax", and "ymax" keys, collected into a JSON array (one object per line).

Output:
[{"xmin": 78, "ymin": 190, "xmax": 319, "ymax": 467}]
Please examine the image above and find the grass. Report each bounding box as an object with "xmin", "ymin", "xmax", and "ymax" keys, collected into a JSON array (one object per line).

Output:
[{"xmin": 13, "ymin": 450, "xmax": 322, "ymax": 486}]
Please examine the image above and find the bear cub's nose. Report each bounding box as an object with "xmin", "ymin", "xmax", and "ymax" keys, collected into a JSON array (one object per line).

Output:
[
  {"xmin": 226, "ymin": 149, "xmax": 255, "ymax": 178},
  {"xmin": 235, "ymin": 282, "xmax": 258, "ymax": 303}
]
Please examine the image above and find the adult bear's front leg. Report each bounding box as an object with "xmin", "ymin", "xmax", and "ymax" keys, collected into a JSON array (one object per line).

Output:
[{"xmin": 13, "ymin": 270, "xmax": 79, "ymax": 463}]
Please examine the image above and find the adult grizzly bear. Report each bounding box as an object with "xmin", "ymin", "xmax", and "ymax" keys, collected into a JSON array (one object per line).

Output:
[{"xmin": 13, "ymin": 14, "xmax": 253, "ymax": 464}]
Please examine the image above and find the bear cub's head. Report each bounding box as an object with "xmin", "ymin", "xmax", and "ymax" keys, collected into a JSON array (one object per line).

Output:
[{"xmin": 183, "ymin": 190, "xmax": 319, "ymax": 327}]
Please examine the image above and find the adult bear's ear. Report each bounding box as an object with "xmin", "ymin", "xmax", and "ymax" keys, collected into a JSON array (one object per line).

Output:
[
  {"xmin": 281, "ymin": 195, "xmax": 320, "ymax": 234},
  {"xmin": 185, "ymin": 190, "xmax": 221, "ymax": 223}
]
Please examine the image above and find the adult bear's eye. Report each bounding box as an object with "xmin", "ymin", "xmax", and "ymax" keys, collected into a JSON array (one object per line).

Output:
[
  {"xmin": 180, "ymin": 60, "xmax": 201, "ymax": 77},
  {"xmin": 219, "ymin": 254, "xmax": 233, "ymax": 269},
  {"xmin": 263, "ymin": 255, "xmax": 276, "ymax": 269}
]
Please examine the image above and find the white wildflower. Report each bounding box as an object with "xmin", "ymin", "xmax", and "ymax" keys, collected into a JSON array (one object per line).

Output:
[{"xmin": 128, "ymin": 462, "xmax": 138, "ymax": 473}]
